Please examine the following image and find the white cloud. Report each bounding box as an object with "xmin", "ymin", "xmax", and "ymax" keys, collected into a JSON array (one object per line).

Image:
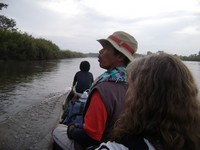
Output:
[
  {"xmin": 37, "ymin": 0, "xmax": 81, "ymax": 18},
  {"xmin": 1, "ymin": 0, "xmax": 200, "ymax": 56},
  {"xmin": 83, "ymin": 0, "xmax": 199, "ymax": 18}
]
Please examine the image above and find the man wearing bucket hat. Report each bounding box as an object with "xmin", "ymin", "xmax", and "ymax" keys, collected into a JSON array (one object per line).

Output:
[{"xmin": 52, "ymin": 31, "xmax": 138, "ymax": 150}]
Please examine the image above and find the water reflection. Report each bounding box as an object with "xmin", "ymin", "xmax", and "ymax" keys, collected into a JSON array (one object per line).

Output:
[
  {"xmin": 0, "ymin": 58, "xmax": 199, "ymax": 122},
  {"xmin": 0, "ymin": 61, "xmax": 59, "ymax": 86},
  {"xmin": 0, "ymin": 58, "xmax": 105, "ymax": 122},
  {"xmin": 0, "ymin": 60, "xmax": 60, "ymax": 120}
]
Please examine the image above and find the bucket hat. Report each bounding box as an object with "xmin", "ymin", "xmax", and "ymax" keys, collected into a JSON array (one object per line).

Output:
[{"xmin": 97, "ymin": 31, "xmax": 138, "ymax": 61}]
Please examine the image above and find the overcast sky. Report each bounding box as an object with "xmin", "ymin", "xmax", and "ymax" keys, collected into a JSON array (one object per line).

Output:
[{"xmin": 1, "ymin": 0, "xmax": 200, "ymax": 56}]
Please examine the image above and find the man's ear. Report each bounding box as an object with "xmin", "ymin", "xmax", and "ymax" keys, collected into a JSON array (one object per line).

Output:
[{"xmin": 117, "ymin": 53, "xmax": 125, "ymax": 62}]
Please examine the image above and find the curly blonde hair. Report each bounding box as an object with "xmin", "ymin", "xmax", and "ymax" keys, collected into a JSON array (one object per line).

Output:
[{"xmin": 112, "ymin": 53, "xmax": 200, "ymax": 149}]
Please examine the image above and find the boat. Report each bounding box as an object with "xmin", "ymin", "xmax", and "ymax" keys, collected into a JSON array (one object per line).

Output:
[{"xmin": 62, "ymin": 87, "xmax": 82, "ymax": 111}]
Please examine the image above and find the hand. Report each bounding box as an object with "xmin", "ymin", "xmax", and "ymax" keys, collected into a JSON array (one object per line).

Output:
[{"xmin": 67, "ymin": 124, "xmax": 75, "ymax": 139}]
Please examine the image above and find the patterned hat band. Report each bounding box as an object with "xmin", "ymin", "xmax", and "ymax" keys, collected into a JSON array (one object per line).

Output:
[{"xmin": 108, "ymin": 35, "xmax": 135, "ymax": 54}]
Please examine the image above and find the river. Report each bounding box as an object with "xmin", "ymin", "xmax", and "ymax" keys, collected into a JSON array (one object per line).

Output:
[{"xmin": 0, "ymin": 58, "xmax": 199, "ymax": 123}]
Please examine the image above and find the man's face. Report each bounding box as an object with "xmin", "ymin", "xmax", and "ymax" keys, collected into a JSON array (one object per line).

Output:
[{"xmin": 98, "ymin": 43, "xmax": 120, "ymax": 70}]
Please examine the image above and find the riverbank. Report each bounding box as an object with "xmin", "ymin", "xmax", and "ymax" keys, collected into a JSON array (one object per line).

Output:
[{"xmin": 0, "ymin": 92, "xmax": 68, "ymax": 150}]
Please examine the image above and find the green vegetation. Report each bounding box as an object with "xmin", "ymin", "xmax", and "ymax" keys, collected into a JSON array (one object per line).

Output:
[
  {"xmin": 147, "ymin": 51, "xmax": 200, "ymax": 61},
  {"xmin": 0, "ymin": 3, "xmax": 17, "ymax": 32},
  {"xmin": 1, "ymin": 3, "xmax": 199, "ymax": 61},
  {"xmin": 0, "ymin": 3, "xmax": 85, "ymax": 61},
  {"xmin": 0, "ymin": 29, "xmax": 85, "ymax": 61},
  {"xmin": 178, "ymin": 54, "xmax": 200, "ymax": 61},
  {"xmin": 59, "ymin": 50, "xmax": 85, "ymax": 58}
]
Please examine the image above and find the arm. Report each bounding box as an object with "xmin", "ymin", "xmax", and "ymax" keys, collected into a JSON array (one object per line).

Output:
[
  {"xmin": 72, "ymin": 73, "xmax": 77, "ymax": 87},
  {"xmin": 68, "ymin": 90, "xmax": 108, "ymax": 147},
  {"xmin": 91, "ymin": 73, "xmax": 94, "ymax": 83},
  {"xmin": 67, "ymin": 126, "xmax": 99, "ymax": 147}
]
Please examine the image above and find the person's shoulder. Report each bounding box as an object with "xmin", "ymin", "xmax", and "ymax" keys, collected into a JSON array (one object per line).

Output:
[
  {"xmin": 95, "ymin": 139, "xmax": 155, "ymax": 150},
  {"xmin": 76, "ymin": 71, "xmax": 85, "ymax": 75},
  {"xmin": 97, "ymin": 81, "xmax": 127, "ymax": 87},
  {"xmin": 89, "ymin": 72, "xmax": 94, "ymax": 77},
  {"xmin": 75, "ymin": 71, "xmax": 82, "ymax": 74},
  {"xmin": 94, "ymin": 82, "xmax": 127, "ymax": 96},
  {"xmin": 95, "ymin": 141, "xmax": 128, "ymax": 150}
]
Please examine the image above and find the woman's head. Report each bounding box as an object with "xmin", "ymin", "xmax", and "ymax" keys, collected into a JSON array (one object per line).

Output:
[
  {"xmin": 80, "ymin": 61, "xmax": 90, "ymax": 72},
  {"xmin": 113, "ymin": 53, "xmax": 200, "ymax": 149}
]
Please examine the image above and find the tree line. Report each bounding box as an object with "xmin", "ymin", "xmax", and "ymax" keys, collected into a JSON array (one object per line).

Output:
[
  {"xmin": 0, "ymin": 30, "xmax": 85, "ymax": 60},
  {"xmin": 1, "ymin": 3, "xmax": 199, "ymax": 61},
  {"xmin": 0, "ymin": 3, "xmax": 85, "ymax": 61},
  {"xmin": 178, "ymin": 55, "xmax": 200, "ymax": 61}
]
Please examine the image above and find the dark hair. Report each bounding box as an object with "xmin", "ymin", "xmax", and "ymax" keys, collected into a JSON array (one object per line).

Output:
[
  {"xmin": 112, "ymin": 53, "xmax": 200, "ymax": 149},
  {"xmin": 113, "ymin": 47, "xmax": 130, "ymax": 67},
  {"xmin": 103, "ymin": 41, "xmax": 130, "ymax": 66},
  {"xmin": 80, "ymin": 61, "xmax": 90, "ymax": 72}
]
